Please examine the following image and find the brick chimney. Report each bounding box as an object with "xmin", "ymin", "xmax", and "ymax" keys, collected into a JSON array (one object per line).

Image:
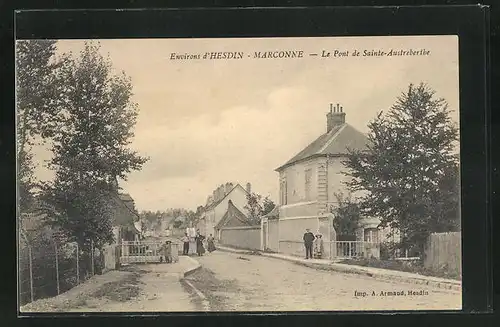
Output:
[
  {"xmin": 225, "ymin": 182, "xmax": 232, "ymax": 195},
  {"xmin": 326, "ymin": 103, "xmax": 346, "ymax": 133},
  {"xmin": 246, "ymin": 182, "xmax": 252, "ymax": 194}
]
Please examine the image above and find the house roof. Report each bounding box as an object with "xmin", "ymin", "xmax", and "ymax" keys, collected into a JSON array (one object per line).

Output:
[
  {"xmin": 118, "ymin": 193, "xmax": 134, "ymax": 202},
  {"xmin": 214, "ymin": 200, "xmax": 252, "ymax": 230},
  {"xmin": 276, "ymin": 123, "xmax": 368, "ymax": 171},
  {"xmin": 110, "ymin": 192, "xmax": 139, "ymax": 227},
  {"xmin": 204, "ymin": 183, "xmax": 249, "ymax": 211}
]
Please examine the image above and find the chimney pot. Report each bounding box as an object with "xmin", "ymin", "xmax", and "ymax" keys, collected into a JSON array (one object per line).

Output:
[{"xmin": 327, "ymin": 103, "xmax": 346, "ymax": 132}]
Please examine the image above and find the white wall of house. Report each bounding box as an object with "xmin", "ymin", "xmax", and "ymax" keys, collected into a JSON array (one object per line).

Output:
[
  {"xmin": 279, "ymin": 157, "xmax": 319, "ymax": 206},
  {"xmin": 326, "ymin": 157, "xmax": 353, "ymax": 204},
  {"xmin": 203, "ymin": 185, "xmax": 248, "ymax": 238}
]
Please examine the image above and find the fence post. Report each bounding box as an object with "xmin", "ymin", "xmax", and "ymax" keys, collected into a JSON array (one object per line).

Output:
[
  {"xmin": 76, "ymin": 243, "xmax": 79, "ymax": 284},
  {"xmin": 91, "ymin": 240, "xmax": 95, "ymax": 276},
  {"xmin": 54, "ymin": 241, "xmax": 60, "ymax": 295},
  {"xmin": 28, "ymin": 246, "xmax": 34, "ymax": 303}
]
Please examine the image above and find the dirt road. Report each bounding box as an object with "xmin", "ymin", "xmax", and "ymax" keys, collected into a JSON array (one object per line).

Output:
[{"xmin": 184, "ymin": 250, "xmax": 462, "ymax": 311}]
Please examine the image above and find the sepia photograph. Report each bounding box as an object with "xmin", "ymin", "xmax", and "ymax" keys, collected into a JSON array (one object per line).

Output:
[{"xmin": 17, "ymin": 35, "xmax": 462, "ymax": 313}]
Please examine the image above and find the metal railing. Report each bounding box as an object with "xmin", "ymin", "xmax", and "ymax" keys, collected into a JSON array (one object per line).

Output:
[
  {"xmin": 277, "ymin": 240, "xmax": 380, "ymax": 260},
  {"xmin": 331, "ymin": 241, "xmax": 380, "ymax": 259}
]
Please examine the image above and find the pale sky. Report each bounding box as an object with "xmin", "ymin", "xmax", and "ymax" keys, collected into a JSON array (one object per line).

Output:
[{"xmin": 30, "ymin": 36, "xmax": 459, "ymax": 212}]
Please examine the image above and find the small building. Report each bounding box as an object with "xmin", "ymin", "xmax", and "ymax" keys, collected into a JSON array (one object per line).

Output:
[
  {"xmin": 215, "ymin": 200, "xmax": 253, "ymax": 230},
  {"xmin": 110, "ymin": 192, "xmax": 141, "ymax": 244},
  {"xmin": 273, "ymin": 103, "xmax": 383, "ymax": 258},
  {"xmin": 217, "ymin": 200, "xmax": 260, "ymax": 250},
  {"xmin": 197, "ymin": 182, "xmax": 251, "ymax": 239}
]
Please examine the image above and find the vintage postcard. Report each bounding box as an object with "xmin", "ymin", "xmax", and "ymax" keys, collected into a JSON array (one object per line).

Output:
[{"xmin": 17, "ymin": 35, "xmax": 461, "ymax": 313}]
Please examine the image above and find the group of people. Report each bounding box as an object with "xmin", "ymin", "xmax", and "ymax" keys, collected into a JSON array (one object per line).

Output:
[
  {"xmin": 303, "ymin": 228, "xmax": 324, "ymax": 259},
  {"xmin": 180, "ymin": 231, "xmax": 216, "ymax": 256},
  {"xmin": 159, "ymin": 240, "xmax": 173, "ymax": 263}
]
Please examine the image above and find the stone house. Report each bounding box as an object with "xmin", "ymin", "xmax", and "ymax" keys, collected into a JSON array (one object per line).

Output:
[
  {"xmin": 197, "ymin": 182, "xmax": 251, "ymax": 240},
  {"xmin": 273, "ymin": 103, "xmax": 384, "ymax": 257}
]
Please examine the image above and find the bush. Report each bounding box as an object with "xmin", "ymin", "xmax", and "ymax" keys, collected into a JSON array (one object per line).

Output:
[{"xmin": 380, "ymin": 241, "xmax": 399, "ymax": 260}]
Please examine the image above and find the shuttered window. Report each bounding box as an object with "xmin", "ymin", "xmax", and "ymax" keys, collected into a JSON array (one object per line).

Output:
[{"xmin": 305, "ymin": 168, "xmax": 312, "ymax": 201}]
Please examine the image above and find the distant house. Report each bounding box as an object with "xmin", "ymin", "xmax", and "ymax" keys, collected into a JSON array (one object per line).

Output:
[
  {"xmin": 109, "ymin": 181, "xmax": 141, "ymax": 244},
  {"xmin": 197, "ymin": 182, "xmax": 251, "ymax": 239},
  {"xmin": 275, "ymin": 103, "xmax": 385, "ymax": 246},
  {"xmin": 215, "ymin": 200, "xmax": 253, "ymax": 230},
  {"xmin": 159, "ymin": 215, "xmax": 175, "ymax": 236}
]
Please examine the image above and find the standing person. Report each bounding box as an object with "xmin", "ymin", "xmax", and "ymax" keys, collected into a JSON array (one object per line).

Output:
[
  {"xmin": 195, "ymin": 232, "xmax": 206, "ymax": 256},
  {"xmin": 303, "ymin": 228, "xmax": 315, "ymax": 259},
  {"xmin": 181, "ymin": 233, "xmax": 190, "ymax": 255},
  {"xmin": 163, "ymin": 241, "xmax": 172, "ymax": 263},
  {"xmin": 314, "ymin": 234, "xmax": 324, "ymax": 259},
  {"xmin": 207, "ymin": 234, "xmax": 216, "ymax": 253}
]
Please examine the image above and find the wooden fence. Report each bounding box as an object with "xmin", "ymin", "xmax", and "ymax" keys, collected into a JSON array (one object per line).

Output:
[{"xmin": 424, "ymin": 232, "xmax": 461, "ymax": 277}]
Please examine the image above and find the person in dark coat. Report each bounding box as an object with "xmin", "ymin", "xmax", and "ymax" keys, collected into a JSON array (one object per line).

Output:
[
  {"xmin": 195, "ymin": 232, "xmax": 206, "ymax": 256},
  {"xmin": 303, "ymin": 228, "xmax": 315, "ymax": 259},
  {"xmin": 207, "ymin": 234, "xmax": 216, "ymax": 253}
]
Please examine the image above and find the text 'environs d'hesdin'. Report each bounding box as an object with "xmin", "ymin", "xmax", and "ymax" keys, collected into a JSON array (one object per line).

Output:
[{"xmin": 169, "ymin": 49, "xmax": 431, "ymax": 61}]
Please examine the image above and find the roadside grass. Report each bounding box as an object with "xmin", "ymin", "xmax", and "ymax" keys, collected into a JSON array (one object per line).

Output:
[
  {"xmin": 183, "ymin": 267, "xmax": 240, "ymax": 311},
  {"xmin": 90, "ymin": 271, "xmax": 145, "ymax": 302}
]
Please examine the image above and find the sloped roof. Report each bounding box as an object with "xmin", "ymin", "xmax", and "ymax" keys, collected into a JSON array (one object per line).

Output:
[
  {"xmin": 214, "ymin": 200, "xmax": 252, "ymax": 230},
  {"xmin": 118, "ymin": 193, "xmax": 134, "ymax": 202},
  {"xmin": 204, "ymin": 183, "xmax": 249, "ymax": 211},
  {"xmin": 276, "ymin": 123, "xmax": 368, "ymax": 171},
  {"xmin": 110, "ymin": 192, "xmax": 139, "ymax": 228}
]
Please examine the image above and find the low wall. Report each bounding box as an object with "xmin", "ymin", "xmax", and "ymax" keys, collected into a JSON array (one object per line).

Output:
[
  {"xmin": 220, "ymin": 226, "xmax": 261, "ymax": 251},
  {"xmin": 277, "ymin": 216, "xmax": 333, "ymax": 257}
]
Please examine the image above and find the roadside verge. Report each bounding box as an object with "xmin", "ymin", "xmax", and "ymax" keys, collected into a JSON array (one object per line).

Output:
[
  {"xmin": 182, "ymin": 255, "xmax": 202, "ymax": 277},
  {"xmin": 216, "ymin": 244, "xmax": 461, "ymax": 292}
]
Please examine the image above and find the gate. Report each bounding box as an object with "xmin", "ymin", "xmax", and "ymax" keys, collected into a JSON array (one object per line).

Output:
[{"xmin": 118, "ymin": 241, "xmax": 179, "ymax": 264}]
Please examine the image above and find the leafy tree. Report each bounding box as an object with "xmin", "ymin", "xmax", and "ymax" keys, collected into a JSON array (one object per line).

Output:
[
  {"xmin": 244, "ymin": 192, "xmax": 276, "ymax": 224},
  {"xmin": 173, "ymin": 220, "xmax": 183, "ymax": 229},
  {"xmin": 40, "ymin": 180, "xmax": 115, "ymax": 248},
  {"xmin": 41, "ymin": 42, "xmax": 148, "ymax": 249},
  {"xmin": 16, "ymin": 40, "xmax": 67, "ymax": 212},
  {"xmin": 343, "ymin": 83, "xmax": 459, "ymax": 253},
  {"xmin": 330, "ymin": 191, "xmax": 362, "ymax": 236},
  {"xmin": 262, "ymin": 197, "xmax": 276, "ymax": 216}
]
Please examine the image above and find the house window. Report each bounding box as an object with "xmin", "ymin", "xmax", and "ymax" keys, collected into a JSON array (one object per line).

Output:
[
  {"xmin": 305, "ymin": 168, "xmax": 312, "ymax": 201},
  {"xmin": 364, "ymin": 228, "xmax": 379, "ymax": 243},
  {"xmin": 280, "ymin": 180, "xmax": 287, "ymax": 205}
]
